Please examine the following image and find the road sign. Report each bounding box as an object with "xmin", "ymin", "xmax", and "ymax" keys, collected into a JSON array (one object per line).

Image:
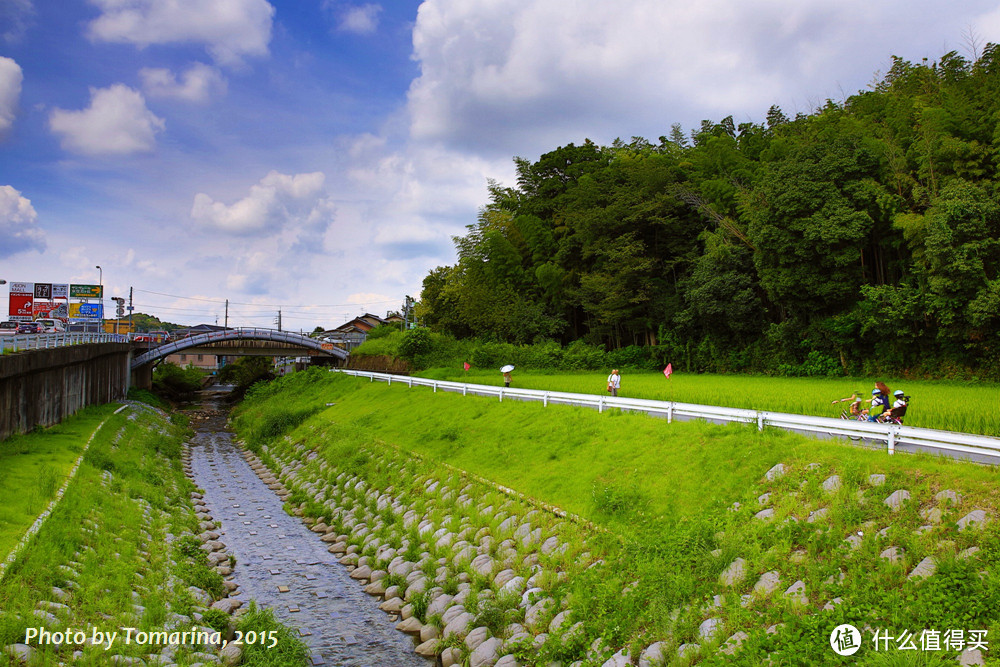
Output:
[
  {"xmin": 70, "ymin": 284, "xmax": 103, "ymax": 298},
  {"xmin": 69, "ymin": 302, "xmax": 104, "ymax": 319}
]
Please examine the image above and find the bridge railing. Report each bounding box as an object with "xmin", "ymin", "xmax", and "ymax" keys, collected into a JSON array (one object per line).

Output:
[
  {"xmin": 130, "ymin": 327, "xmax": 347, "ymax": 368},
  {"xmin": 0, "ymin": 333, "xmax": 127, "ymax": 354},
  {"xmin": 335, "ymin": 369, "xmax": 1000, "ymax": 464}
]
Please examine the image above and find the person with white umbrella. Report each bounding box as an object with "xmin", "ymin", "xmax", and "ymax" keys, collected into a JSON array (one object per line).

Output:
[{"xmin": 501, "ymin": 364, "xmax": 514, "ymax": 387}]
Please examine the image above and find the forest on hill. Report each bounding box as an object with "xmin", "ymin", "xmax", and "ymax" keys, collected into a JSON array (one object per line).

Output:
[{"xmin": 416, "ymin": 47, "xmax": 1000, "ymax": 380}]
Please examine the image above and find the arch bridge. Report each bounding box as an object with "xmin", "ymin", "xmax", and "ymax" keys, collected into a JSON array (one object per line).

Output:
[{"xmin": 130, "ymin": 327, "xmax": 347, "ymax": 388}]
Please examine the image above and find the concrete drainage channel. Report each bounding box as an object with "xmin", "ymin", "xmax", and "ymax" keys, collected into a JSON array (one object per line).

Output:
[{"xmin": 183, "ymin": 405, "xmax": 429, "ymax": 666}]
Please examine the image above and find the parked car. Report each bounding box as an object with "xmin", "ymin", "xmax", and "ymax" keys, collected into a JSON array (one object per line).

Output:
[
  {"xmin": 35, "ymin": 318, "xmax": 66, "ymax": 333},
  {"xmin": 134, "ymin": 330, "xmax": 170, "ymax": 344},
  {"xmin": 16, "ymin": 322, "xmax": 42, "ymax": 334},
  {"xmin": 0, "ymin": 321, "xmax": 19, "ymax": 336}
]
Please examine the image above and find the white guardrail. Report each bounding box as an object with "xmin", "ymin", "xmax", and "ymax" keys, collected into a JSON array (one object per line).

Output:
[
  {"xmin": 336, "ymin": 369, "xmax": 1000, "ymax": 464},
  {"xmin": 0, "ymin": 332, "xmax": 128, "ymax": 354}
]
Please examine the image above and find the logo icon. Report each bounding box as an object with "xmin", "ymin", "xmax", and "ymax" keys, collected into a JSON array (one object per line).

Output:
[{"xmin": 830, "ymin": 624, "xmax": 862, "ymax": 656}]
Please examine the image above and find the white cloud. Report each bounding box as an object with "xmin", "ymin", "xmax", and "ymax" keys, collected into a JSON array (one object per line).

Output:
[
  {"xmin": 0, "ymin": 185, "xmax": 45, "ymax": 258},
  {"xmin": 191, "ymin": 170, "xmax": 333, "ymax": 235},
  {"xmin": 225, "ymin": 250, "xmax": 273, "ymax": 293},
  {"xmin": 87, "ymin": 0, "xmax": 274, "ymax": 66},
  {"xmin": 49, "ymin": 84, "xmax": 165, "ymax": 156},
  {"xmin": 346, "ymin": 292, "xmax": 394, "ymax": 305},
  {"xmin": 0, "ymin": 57, "xmax": 23, "ymax": 135},
  {"xmin": 406, "ymin": 0, "xmax": 972, "ymax": 155},
  {"xmin": 339, "ymin": 4, "xmax": 382, "ymax": 34},
  {"xmin": 140, "ymin": 63, "xmax": 227, "ymax": 102}
]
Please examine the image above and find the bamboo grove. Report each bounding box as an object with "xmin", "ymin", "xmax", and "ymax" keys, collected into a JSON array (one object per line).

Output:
[{"xmin": 417, "ymin": 48, "xmax": 1000, "ymax": 379}]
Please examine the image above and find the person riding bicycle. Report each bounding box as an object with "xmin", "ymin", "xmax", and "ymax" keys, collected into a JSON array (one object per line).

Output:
[
  {"xmin": 881, "ymin": 390, "xmax": 909, "ymax": 423},
  {"xmin": 832, "ymin": 392, "xmax": 864, "ymax": 419},
  {"xmin": 867, "ymin": 387, "xmax": 890, "ymax": 422}
]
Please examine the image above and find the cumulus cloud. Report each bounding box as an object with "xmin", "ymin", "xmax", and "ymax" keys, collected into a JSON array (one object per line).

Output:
[
  {"xmin": 0, "ymin": 57, "xmax": 23, "ymax": 136},
  {"xmin": 406, "ymin": 0, "xmax": 968, "ymax": 155},
  {"xmin": 225, "ymin": 251, "xmax": 274, "ymax": 294},
  {"xmin": 0, "ymin": 185, "xmax": 45, "ymax": 258},
  {"xmin": 87, "ymin": 0, "xmax": 274, "ymax": 66},
  {"xmin": 192, "ymin": 171, "xmax": 334, "ymax": 236},
  {"xmin": 342, "ymin": 136, "xmax": 512, "ymax": 264},
  {"xmin": 140, "ymin": 63, "xmax": 227, "ymax": 102},
  {"xmin": 338, "ymin": 4, "xmax": 382, "ymax": 34},
  {"xmin": 49, "ymin": 84, "xmax": 165, "ymax": 155}
]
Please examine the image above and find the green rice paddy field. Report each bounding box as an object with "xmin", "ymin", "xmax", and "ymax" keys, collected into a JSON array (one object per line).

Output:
[{"xmin": 417, "ymin": 369, "xmax": 1000, "ymax": 437}]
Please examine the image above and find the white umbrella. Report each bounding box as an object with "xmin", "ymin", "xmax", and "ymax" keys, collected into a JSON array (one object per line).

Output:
[{"xmin": 500, "ymin": 364, "xmax": 515, "ymax": 373}]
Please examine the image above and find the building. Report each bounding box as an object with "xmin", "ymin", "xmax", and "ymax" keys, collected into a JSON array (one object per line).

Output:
[
  {"xmin": 163, "ymin": 324, "xmax": 232, "ymax": 372},
  {"xmin": 313, "ymin": 313, "xmax": 392, "ymax": 352}
]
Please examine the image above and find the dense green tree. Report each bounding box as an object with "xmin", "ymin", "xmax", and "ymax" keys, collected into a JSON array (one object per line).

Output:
[{"xmin": 417, "ymin": 43, "xmax": 1000, "ymax": 378}]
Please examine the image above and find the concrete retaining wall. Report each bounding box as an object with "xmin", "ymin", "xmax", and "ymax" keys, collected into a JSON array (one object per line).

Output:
[{"xmin": 0, "ymin": 343, "xmax": 130, "ymax": 440}]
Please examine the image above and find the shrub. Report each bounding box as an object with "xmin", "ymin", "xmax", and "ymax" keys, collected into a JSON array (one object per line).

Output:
[
  {"xmin": 606, "ymin": 345, "xmax": 653, "ymax": 370},
  {"xmin": 562, "ymin": 340, "xmax": 606, "ymax": 370},
  {"xmin": 399, "ymin": 327, "xmax": 434, "ymax": 360},
  {"xmin": 152, "ymin": 362, "xmax": 204, "ymax": 400},
  {"xmin": 366, "ymin": 323, "xmax": 400, "ymax": 339}
]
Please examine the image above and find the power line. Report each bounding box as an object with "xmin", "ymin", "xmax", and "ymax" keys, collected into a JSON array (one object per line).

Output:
[{"xmin": 133, "ymin": 288, "xmax": 400, "ymax": 309}]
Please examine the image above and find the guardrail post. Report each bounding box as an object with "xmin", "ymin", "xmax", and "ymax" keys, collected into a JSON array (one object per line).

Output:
[
  {"xmin": 408, "ymin": 377, "xmax": 413, "ymax": 387},
  {"xmin": 667, "ymin": 403, "xmax": 673, "ymax": 423},
  {"xmin": 888, "ymin": 427, "xmax": 896, "ymax": 455},
  {"xmin": 543, "ymin": 392, "xmax": 548, "ymax": 407},
  {"xmin": 433, "ymin": 381, "xmax": 437, "ymax": 393},
  {"xmin": 387, "ymin": 376, "xmax": 391, "ymax": 386},
  {"xmin": 499, "ymin": 388, "xmax": 504, "ymax": 402},
  {"xmin": 598, "ymin": 397, "xmax": 604, "ymax": 413},
  {"xmin": 463, "ymin": 385, "xmax": 467, "ymax": 396},
  {"xmin": 757, "ymin": 413, "xmax": 764, "ymax": 432}
]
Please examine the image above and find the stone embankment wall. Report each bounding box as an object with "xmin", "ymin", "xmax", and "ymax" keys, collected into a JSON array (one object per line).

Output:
[
  {"xmin": 345, "ymin": 354, "xmax": 412, "ymax": 374},
  {"xmin": 1, "ymin": 404, "xmax": 246, "ymax": 667},
  {"xmin": 239, "ymin": 433, "xmax": 631, "ymax": 667},
  {"xmin": 0, "ymin": 343, "xmax": 130, "ymax": 440}
]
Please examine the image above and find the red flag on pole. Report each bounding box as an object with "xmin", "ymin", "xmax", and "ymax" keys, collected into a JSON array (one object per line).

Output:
[
  {"xmin": 463, "ymin": 362, "xmax": 470, "ymax": 371},
  {"xmin": 663, "ymin": 363, "xmax": 673, "ymax": 378}
]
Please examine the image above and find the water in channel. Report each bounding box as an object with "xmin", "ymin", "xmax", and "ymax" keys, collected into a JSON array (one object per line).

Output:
[{"xmin": 186, "ymin": 387, "xmax": 431, "ymax": 667}]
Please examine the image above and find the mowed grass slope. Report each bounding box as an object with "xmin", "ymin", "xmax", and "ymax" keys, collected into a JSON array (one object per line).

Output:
[
  {"xmin": 246, "ymin": 371, "xmax": 1000, "ymax": 531},
  {"xmin": 416, "ymin": 368, "xmax": 1000, "ymax": 437},
  {"xmin": 0, "ymin": 406, "xmax": 116, "ymax": 558},
  {"xmin": 235, "ymin": 370, "xmax": 1000, "ymax": 663}
]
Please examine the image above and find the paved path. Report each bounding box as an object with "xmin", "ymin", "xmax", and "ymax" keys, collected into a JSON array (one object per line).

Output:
[{"xmin": 187, "ymin": 407, "xmax": 428, "ymax": 666}]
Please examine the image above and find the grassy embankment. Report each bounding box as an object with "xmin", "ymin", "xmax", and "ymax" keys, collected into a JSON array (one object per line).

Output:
[
  {"xmin": 0, "ymin": 401, "xmax": 308, "ymax": 666},
  {"xmin": 233, "ymin": 368, "xmax": 1000, "ymax": 665},
  {"xmin": 413, "ymin": 368, "xmax": 1000, "ymax": 437},
  {"xmin": 0, "ymin": 406, "xmax": 113, "ymax": 559}
]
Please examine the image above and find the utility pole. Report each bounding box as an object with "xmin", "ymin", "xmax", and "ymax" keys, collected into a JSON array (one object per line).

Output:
[
  {"xmin": 128, "ymin": 287, "xmax": 133, "ymax": 335},
  {"xmin": 403, "ymin": 295, "xmax": 415, "ymax": 329},
  {"xmin": 275, "ymin": 308, "xmax": 282, "ymax": 331},
  {"xmin": 225, "ymin": 299, "xmax": 229, "ymax": 329}
]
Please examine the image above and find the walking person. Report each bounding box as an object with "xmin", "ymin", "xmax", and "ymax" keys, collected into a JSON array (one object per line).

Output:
[
  {"xmin": 607, "ymin": 369, "xmax": 621, "ymax": 397},
  {"xmin": 501, "ymin": 364, "xmax": 514, "ymax": 388}
]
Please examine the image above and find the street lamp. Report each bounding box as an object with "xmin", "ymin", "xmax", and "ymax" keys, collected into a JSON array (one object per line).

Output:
[{"xmin": 96, "ymin": 265, "xmax": 103, "ymax": 333}]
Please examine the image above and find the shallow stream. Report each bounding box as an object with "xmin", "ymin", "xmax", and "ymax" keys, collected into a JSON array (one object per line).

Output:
[{"xmin": 185, "ymin": 387, "xmax": 430, "ymax": 667}]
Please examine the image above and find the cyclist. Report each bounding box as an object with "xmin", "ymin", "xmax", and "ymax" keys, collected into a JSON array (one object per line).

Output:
[
  {"xmin": 882, "ymin": 390, "xmax": 909, "ymax": 424},
  {"xmin": 867, "ymin": 387, "xmax": 890, "ymax": 422}
]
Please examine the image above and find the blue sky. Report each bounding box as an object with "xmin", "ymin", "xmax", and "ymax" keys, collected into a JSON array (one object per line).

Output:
[{"xmin": 3, "ymin": 0, "xmax": 1000, "ymax": 329}]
